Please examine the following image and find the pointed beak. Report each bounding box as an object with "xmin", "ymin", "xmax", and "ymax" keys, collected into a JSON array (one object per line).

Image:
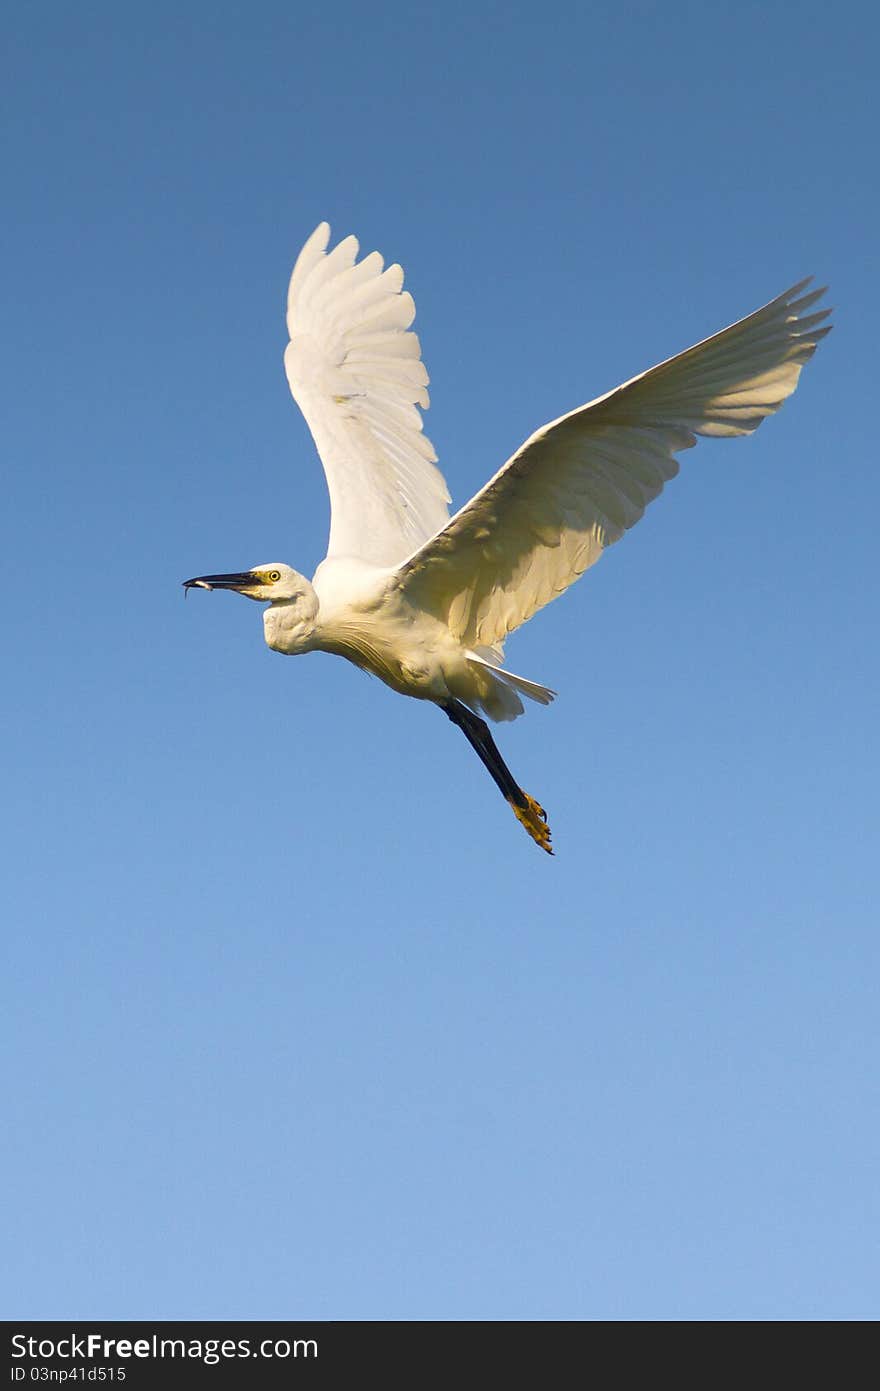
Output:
[{"xmin": 182, "ymin": 572, "xmax": 256, "ymax": 593}]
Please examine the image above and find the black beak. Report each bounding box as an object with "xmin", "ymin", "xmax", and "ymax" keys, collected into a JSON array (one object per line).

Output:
[{"xmin": 182, "ymin": 572, "xmax": 256, "ymax": 593}]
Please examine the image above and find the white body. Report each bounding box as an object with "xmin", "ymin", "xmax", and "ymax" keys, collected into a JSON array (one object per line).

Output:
[{"xmin": 262, "ymin": 556, "xmax": 537, "ymax": 721}]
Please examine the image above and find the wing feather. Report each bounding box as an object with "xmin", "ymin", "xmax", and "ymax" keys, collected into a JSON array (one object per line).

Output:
[
  {"xmin": 396, "ymin": 280, "xmax": 830, "ymax": 648},
  {"xmin": 284, "ymin": 223, "xmax": 450, "ymax": 566}
]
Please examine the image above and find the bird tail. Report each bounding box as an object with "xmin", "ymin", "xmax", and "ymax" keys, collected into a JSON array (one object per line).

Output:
[{"xmin": 466, "ymin": 649, "xmax": 556, "ymax": 708}]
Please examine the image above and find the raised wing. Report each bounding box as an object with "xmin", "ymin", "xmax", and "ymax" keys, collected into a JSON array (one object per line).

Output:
[
  {"xmin": 284, "ymin": 223, "xmax": 450, "ymax": 567},
  {"xmin": 395, "ymin": 279, "xmax": 831, "ymax": 648}
]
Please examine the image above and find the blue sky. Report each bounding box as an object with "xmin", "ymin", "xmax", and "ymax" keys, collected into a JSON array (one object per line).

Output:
[{"xmin": 3, "ymin": 1, "xmax": 877, "ymax": 1319}]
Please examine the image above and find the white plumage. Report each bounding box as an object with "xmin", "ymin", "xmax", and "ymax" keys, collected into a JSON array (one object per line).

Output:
[
  {"xmin": 284, "ymin": 222, "xmax": 450, "ymax": 566},
  {"xmin": 185, "ymin": 223, "xmax": 831, "ymax": 853}
]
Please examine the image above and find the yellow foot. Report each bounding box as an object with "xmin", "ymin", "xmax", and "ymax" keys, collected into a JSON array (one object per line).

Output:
[{"xmin": 510, "ymin": 791, "xmax": 554, "ymax": 855}]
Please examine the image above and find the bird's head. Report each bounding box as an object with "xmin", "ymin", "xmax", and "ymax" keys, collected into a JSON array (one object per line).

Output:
[{"xmin": 182, "ymin": 562, "xmax": 310, "ymax": 605}]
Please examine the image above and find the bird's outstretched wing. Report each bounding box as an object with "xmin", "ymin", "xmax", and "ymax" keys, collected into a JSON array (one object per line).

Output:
[
  {"xmin": 394, "ymin": 280, "xmax": 831, "ymax": 648},
  {"xmin": 285, "ymin": 223, "xmax": 451, "ymax": 567}
]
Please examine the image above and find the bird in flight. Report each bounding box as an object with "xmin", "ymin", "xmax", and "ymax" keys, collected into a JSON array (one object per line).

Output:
[{"xmin": 185, "ymin": 223, "xmax": 831, "ymax": 854}]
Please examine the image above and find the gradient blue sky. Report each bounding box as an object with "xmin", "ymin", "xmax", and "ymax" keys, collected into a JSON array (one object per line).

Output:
[{"xmin": 3, "ymin": 1, "xmax": 877, "ymax": 1320}]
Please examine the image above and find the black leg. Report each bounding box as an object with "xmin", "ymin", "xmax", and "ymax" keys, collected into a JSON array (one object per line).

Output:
[{"xmin": 440, "ymin": 699, "xmax": 553, "ymax": 854}]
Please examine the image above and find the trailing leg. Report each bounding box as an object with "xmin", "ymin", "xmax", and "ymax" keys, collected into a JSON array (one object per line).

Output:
[{"xmin": 440, "ymin": 699, "xmax": 553, "ymax": 854}]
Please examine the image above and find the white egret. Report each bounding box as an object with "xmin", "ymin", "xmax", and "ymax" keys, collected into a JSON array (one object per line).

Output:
[{"xmin": 185, "ymin": 223, "xmax": 831, "ymax": 853}]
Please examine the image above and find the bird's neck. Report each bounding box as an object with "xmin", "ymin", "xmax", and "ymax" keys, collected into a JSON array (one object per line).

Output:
[{"xmin": 263, "ymin": 598, "xmax": 318, "ymax": 655}]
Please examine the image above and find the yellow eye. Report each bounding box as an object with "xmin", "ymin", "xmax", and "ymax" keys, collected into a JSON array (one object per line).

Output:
[{"xmin": 268, "ymin": 570, "xmax": 281, "ymax": 582}]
